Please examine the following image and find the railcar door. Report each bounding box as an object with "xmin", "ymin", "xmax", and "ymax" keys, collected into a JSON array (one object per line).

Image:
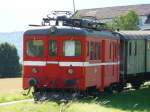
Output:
[{"xmin": 45, "ymin": 37, "xmax": 60, "ymax": 88}]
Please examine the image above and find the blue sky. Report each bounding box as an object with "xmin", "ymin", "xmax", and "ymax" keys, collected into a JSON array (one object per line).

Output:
[{"xmin": 0, "ymin": 0, "xmax": 150, "ymax": 32}]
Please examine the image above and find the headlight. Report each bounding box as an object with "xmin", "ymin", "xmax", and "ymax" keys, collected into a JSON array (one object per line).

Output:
[
  {"xmin": 50, "ymin": 26, "xmax": 57, "ymax": 33},
  {"xmin": 32, "ymin": 68, "xmax": 38, "ymax": 73},
  {"xmin": 68, "ymin": 68, "xmax": 74, "ymax": 75}
]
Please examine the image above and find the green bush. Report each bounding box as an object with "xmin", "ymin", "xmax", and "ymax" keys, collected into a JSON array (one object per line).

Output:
[
  {"xmin": 0, "ymin": 42, "xmax": 21, "ymax": 77},
  {"xmin": 110, "ymin": 10, "xmax": 139, "ymax": 30}
]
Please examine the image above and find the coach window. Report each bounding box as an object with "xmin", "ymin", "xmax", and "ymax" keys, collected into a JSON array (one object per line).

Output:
[
  {"xmin": 90, "ymin": 42, "xmax": 94, "ymax": 60},
  {"xmin": 147, "ymin": 40, "xmax": 150, "ymax": 50},
  {"xmin": 49, "ymin": 40, "xmax": 57, "ymax": 56},
  {"xmin": 134, "ymin": 41, "xmax": 137, "ymax": 56},
  {"xmin": 109, "ymin": 43, "xmax": 112, "ymax": 59},
  {"xmin": 26, "ymin": 40, "xmax": 44, "ymax": 57},
  {"xmin": 97, "ymin": 43, "xmax": 101, "ymax": 60},
  {"xmin": 63, "ymin": 40, "xmax": 81, "ymax": 56},
  {"xmin": 89, "ymin": 42, "xmax": 100, "ymax": 60},
  {"xmin": 115, "ymin": 43, "xmax": 118, "ymax": 58},
  {"xmin": 129, "ymin": 42, "xmax": 132, "ymax": 56},
  {"xmin": 87, "ymin": 42, "xmax": 90, "ymax": 57}
]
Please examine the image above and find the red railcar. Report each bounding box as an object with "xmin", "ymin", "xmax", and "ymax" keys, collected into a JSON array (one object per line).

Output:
[{"xmin": 23, "ymin": 25, "xmax": 120, "ymax": 94}]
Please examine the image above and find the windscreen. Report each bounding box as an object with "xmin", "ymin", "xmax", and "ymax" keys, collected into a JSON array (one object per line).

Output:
[{"xmin": 26, "ymin": 40, "xmax": 44, "ymax": 57}]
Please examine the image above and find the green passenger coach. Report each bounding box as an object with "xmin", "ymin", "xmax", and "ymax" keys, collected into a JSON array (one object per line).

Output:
[{"xmin": 119, "ymin": 31, "xmax": 150, "ymax": 89}]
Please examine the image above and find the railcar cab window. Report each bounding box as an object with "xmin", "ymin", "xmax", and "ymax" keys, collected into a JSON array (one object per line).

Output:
[
  {"xmin": 63, "ymin": 40, "xmax": 81, "ymax": 56},
  {"xmin": 26, "ymin": 40, "xmax": 44, "ymax": 57},
  {"xmin": 49, "ymin": 40, "xmax": 57, "ymax": 56}
]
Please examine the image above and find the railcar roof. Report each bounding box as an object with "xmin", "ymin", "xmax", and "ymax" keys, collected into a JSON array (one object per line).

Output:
[
  {"xmin": 24, "ymin": 26, "xmax": 119, "ymax": 39},
  {"xmin": 118, "ymin": 31, "xmax": 150, "ymax": 40}
]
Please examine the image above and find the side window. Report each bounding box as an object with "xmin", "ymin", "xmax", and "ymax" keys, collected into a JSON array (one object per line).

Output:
[
  {"xmin": 115, "ymin": 43, "xmax": 119, "ymax": 58},
  {"xmin": 90, "ymin": 42, "xmax": 94, "ymax": 60},
  {"xmin": 48, "ymin": 40, "xmax": 57, "ymax": 56},
  {"xmin": 129, "ymin": 42, "xmax": 132, "ymax": 56},
  {"xmin": 97, "ymin": 43, "xmax": 101, "ymax": 60},
  {"xmin": 89, "ymin": 42, "xmax": 101, "ymax": 60},
  {"xmin": 87, "ymin": 42, "xmax": 90, "ymax": 57},
  {"xmin": 129, "ymin": 41, "xmax": 137, "ymax": 56},
  {"xmin": 134, "ymin": 41, "xmax": 137, "ymax": 56},
  {"xmin": 147, "ymin": 40, "xmax": 150, "ymax": 50},
  {"xmin": 109, "ymin": 42, "xmax": 112, "ymax": 59}
]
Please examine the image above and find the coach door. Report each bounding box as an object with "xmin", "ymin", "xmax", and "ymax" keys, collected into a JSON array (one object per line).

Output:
[{"xmin": 46, "ymin": 38, "xmax": 60, "ymax": 79}]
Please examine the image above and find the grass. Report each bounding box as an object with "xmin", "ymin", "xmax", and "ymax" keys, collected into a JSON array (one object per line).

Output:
[
  {"xmin": 0, "ymin": 102, "xmax": 59, "ymax": 112},
  {"xmin": 0, "ymin": 90, "xmax": 32, "ymax": 103},
  {"xmin": 0, "ymin": 85, "xmax": 149, "ymax": 112},
  {"xmin": 65, "ymin": 102, "xmax": 124, "ymax": 112},
  {"xmin": 0, "ymin": 78, "xmax": 149, "ymax": 112},
  {"xmin": 76, "ymin": 86, "xmax": 150, "ymax": 112}
]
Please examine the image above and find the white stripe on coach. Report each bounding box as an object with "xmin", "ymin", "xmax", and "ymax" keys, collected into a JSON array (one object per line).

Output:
[
  {"xmin": 23, "ymin": 61, "xmax": 46, "ymax": 66},
  {"xmin": 47, "ymin": 61, "xmax": 59, "ymax": 64},
  {"xmin": 83, "ymin": 62, "xmax": 119, "ymax": 67},
  {"xmin": 59, "ymin": 62, "xmax": 84, "ymax": 66},
  {"xmin": 23, "ymin": 61, "xmax": 119, "ymax": 67}
]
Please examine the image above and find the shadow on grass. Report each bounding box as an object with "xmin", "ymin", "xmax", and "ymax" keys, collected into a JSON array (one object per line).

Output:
[{"xmin": 79, "ymin": 85, "xmax": 150, "ymax": 112}]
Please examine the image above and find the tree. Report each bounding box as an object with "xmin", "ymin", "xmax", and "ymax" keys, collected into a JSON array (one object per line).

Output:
[
  {"xmin": 109, "ymin": 10, "xmax": 139, "ymax": 30},
  {"xmin": 0, "ymin": 42, "xmax": 21, "ymax": 77}
]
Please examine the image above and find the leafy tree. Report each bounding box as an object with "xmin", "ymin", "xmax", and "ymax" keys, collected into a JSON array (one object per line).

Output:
[
  {"xmin": 0, "ymin": 42, "xmax": 21, "ymax": 77},
  {"xmin": 108, "ymin": 10, "xmax": 139, "ymax": 30},
  {"xmin": 71, "ymin": 11, "xmax": 81, "ymax": 19}
]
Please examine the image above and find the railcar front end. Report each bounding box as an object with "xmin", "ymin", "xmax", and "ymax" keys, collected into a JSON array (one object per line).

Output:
[{"xmin": 23, "ymin": 27, "xmax": 87, "ymax": 93}]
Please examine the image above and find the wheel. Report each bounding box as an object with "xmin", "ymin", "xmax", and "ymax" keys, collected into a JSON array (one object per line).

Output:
[
  {"xmin": 105, "ymin": 83, "xmax": 124, "ymax": 94},
  {"xmin": 116, "ymin": 83, "xmax": 124, "ymax": 92},
  {"xmin": 131, "ymin": 81, "xmax": 142, "ymax": 90},
  {"xmin": 105, "ymin": 85, "xmax": 116, "ymax": 94}
]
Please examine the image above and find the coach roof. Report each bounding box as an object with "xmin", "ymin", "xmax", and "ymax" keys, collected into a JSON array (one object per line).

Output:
[
  {"xmin": 24, "ymin": 26, "xmax": 119, "ymax": 39},
  {"xmin": 118, "ymin": 31, "xmax": 150, "ymax": 40}
]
